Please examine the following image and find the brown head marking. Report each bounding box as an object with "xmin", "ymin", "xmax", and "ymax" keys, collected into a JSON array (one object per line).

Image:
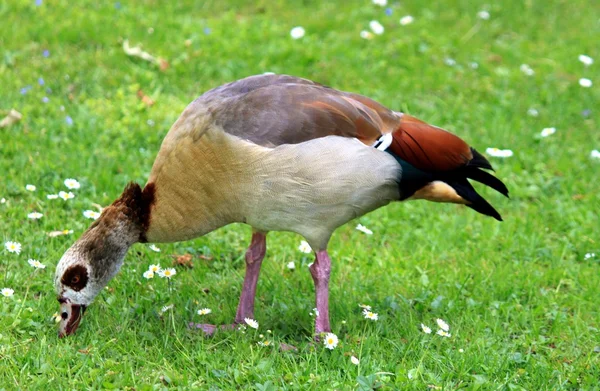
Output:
[{"xmin": 61, "ymin": 265, "xmax": 89, "ymax": 291}]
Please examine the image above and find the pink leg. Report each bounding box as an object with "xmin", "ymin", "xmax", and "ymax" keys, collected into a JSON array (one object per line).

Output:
[
  {"xmin": 309, "ymin": 250, "xmax": 332, "ymax": 334},
  {"xmin": 234, "ymin": 231, "xmax": 267, "ymax": 323}
]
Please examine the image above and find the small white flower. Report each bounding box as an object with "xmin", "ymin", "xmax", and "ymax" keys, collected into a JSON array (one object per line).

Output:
[
  {"xmin": 363, "ymin": 311, "xmax": 379, "ymax": 321},
  {"xmin": 1, "ymin": 288, "xmax": 14, "ymax": 297},
  {"xmin": 323, "ymin": 332, "xmax": 339, "ymax": 350},
  {"xmin": 520, "ymin": 64, "xmax": 534, "ymax": 76},
  {"xmin": 591, "ymin": 150, "xmax": 600, "ymax": 159},
  {"xmin": 27, "ymin": 259, "xmax": 46, "ymax": 269},
  {"xmin": 360, "ymin": 30, "xmax": 374, "ymax": 40},
  {"xmin": 5, "ymin": 241, "xmax": 21, "ymax": 254},
  {"xmin": 1, "ymin": 198, "xmax": 5, "ymax": 203},
  {"xmin": 286, "ymin": 261, "xmax": 295, "ymax": 270},
  {"xmin": 584, "ymin": 253, "xmax": 596, "ymax": 259},
  {"xmin": 486, "ymin": 147, "xmax": 514, "ymax": 158},
  {"xmin": 58, "ymin": 191, "xmax": 75, "ymax": 201},
  {"xmin": 290, "ymin": 26, "xmax": 305, "ymax": 40},
  {"xmin": 244, "ymin": 317, "xmax": 259, "ymax": 329},
  {"xmin": 351, "ymin": 356, "xmax": 360, "ymax": 365},
  {"xmin": 298, "ymin": 240, "xmax": 312, "ymax": 254},
  {"xmin": 540, "ymin": 127, "xmax": 556, "ymax": 137},
  {"xmin": 198, "ymin": 308, "xmax": 212, "ymax": 315},
  {"xmin": 444, "ymin": 58, "xmax": 457, "ymax": 67},
  {"xmin": 436, "ymin": 318, "xmax": 450, "ymax": 331},
  {"xmin": 527, "ymin": 108, "xmax": 539, "ymax": 117},
  {"xmin": 148, "ymin": 264, "xmax": 161, "ymax": 273},
  {"xmin": 459, "ymin": 348, "xmax": 464, "ymax": 353},
  {"xmin": 64, "ymin": 178, "xmax": 80, "ymax": 189},
  {"xmin": 369, "ymin": 20, "xmax": 384, "ymax": 35},
  {"xmin": 311, "ymin": 307, "xmax": 320, "ymax": 317},
  {"xmin": 25, "ymin": 184, "xmax": 36, "ymax": 192},
  {"xmin": 160, "ymin": 304, "xmax": 174, "ymax": 313},
  {"xmin": 372, "ymin": 0, "xmax": 387, "ymax": 6},
  {"xmin": 158, "ymin": 268, "xmax": 176, "ymax": 278},
  {"xmin": 46, "ymin": 194, "xmax": 59, "ymax": 200},
  {"xmin": 355, "ymin": 224, "xmax": 373, "ymax": 235},
  {"xmin": 359, "ymin": 304, "xmax": 371, "ymax": 310},
  {"xmin": 579, "ymin": 78, "xmax": 592, "ymax": 88},
  {"xmin": 469, "ymin": 62, "xmax": 479, "ymax": 69},
  {"xmin": 578, "ymin": 54, "xmax": 593, "ymax": 66},
  {"xmin": 83, "ymin": 210, "xmax": 101, "ymax": 220},
  {"xmin": 28, "ymin": 212, "xmax": 43, "ymax": 219},
  {"xmin": 437, "ymin": 329, "xmax": 451, "ymax": 338},
  {"xmin": 148, "ymin": 244, "xmax": 161, "ymax": 252},
  {"xmin": 421, "ymin": 323, "xmax": 432, "ymax": 334},
  {"xmin": 399, "ymin": 15, "xmax": 414, "ymax": 26},
  {"xmin": 477, "ymin": 10, "xmax": 490, "ymax": 20},
  {"xmin": 143, "ymin": 270, "xmax": 154, "ymax": 279}
]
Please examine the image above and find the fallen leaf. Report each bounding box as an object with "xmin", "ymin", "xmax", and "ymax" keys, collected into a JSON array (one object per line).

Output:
[
  {"xmin": 47, "ymin": 229, "xmax": 74, "ymax": 237},
  {"xmin": 199, "ymin": 254, "xmax": 213, "ymax": 261},
  {"xmin": 173, "ymin": 253, "xmax": 193, "ymax": 268},
  {"xmin": 0, "ymin": 109, "xmax": 23, "ymax": 128},
  {"xmin": 123, "ymin": 39, "xmax": 168, "ymax": 71},
  {"xmin": 137, "ymin": 90, "xmax": 155, "ymax": 106}
]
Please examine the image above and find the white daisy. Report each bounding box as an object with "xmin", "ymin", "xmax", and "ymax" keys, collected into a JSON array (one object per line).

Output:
[
  {"xmin": 323, "ymin": 332, "xmax": 339, "ymax": 350},
  {"xmin": 298, "ymin": 240, "xmax": 312, "ymax": 254},
  {"xmin": 286, "ymin": 261, "xmax": 295, "ymax": 270},
  {"xmin": 258, "ymin": 340, "xmax": 272, "ymax": 347},
  {"xmin": 197, "ymin": 308, "xmax": 212, "ymax": 315},
  {"xmin": 437, "ymin": 329, "xmax": 451, "ymax": 338},
  {"xmin": 142, "ymin": 270, "xmax": 154, "ymax": 279},
  {"xmin": 486, "ymin": 147, "xmax": 514, "ymax": 158},
  {"xmin": 399, "ymin": 15, "xmax": 414, "ymax": 25},
  {"xmin": 28, "ymin": 212, "xmax": 43, "ymax": 219},
  {"xmin": 436, "ymin": 318, "xmax": 450, "ymax": 331},
  {"xmin": 363, "ymin": 310, "xmax": 379, "ymax": 321},
  {"xmin": 540, "ymin": 127, "xmax": 556, "ymax": 137},
  {"xmin": 459, "ymin": 348, "xmax": 464, "ymax": 353},
  {"xmin": 64, "ymin": 178, "xmax": 80, "ymax": 189},
  {"xmin": 5, "ymin": 241, "xmax": 21, "ymax": 254},
  {"xmin": 360, "ymin": 30, "xmax": 374, "ymax": 40},
  {"xmin": 444, "ymin": 58, "xmax": 457, "ymax": 67},
  {"xmin": 58, "ymin": 191, "xmax": 75, "ymax": 201},
  {"xmin": 46, "ymin": 194, "xmax": 59, "ymax": 200},
  {"xmin": 311, "ymin": 308, "xmax": 320, "ymax": 317},
  {"xmin": 355, "ymin": 224, "xmax": 373, "ymax": 235},
  {"xmin": 578, "ymin": 54, "xmax": 593, "ymax": 66},
  {"xmin": 244, "ymin": 317, "xmax": 259, "ymax": 329},
  {"xmin": 591, "ymin": 150, "xmax": 600, "ymax": 159},
  {"xmin": 520, "ymin": 64, "xmax": 534, "ymax": 76},
  {"xmin": 527, "ymin": 108, "xmax": 539, "ymax": 117},
  {"xmin": 83, "ymin": 210, "xmax": 101, "ymax": 220},
  {"xmin": 369, "ymin": 20, "xmax": 384, "ymax": 35},
  {"xmin": 148, "ymin": 244, "xmax": 161, "ymax": 252},
  {"xmin": 579, "ymin": 78, "xmax": 592, "ymax": 88},
  {"xmin": 584, "ymin": 253, "xmax": 596, "ymax": 259},
  {"xmin": 25, "ymin": 184, "xmax": 36, "ymax": 192},
  {"xmin": 158, "ymin": 268, "xmax": 176, "ymax": 278},
  {"xmin": 148, "ymin": 264, "xmax": 161, "ymax": 273},
  {"xmin": 421, "ymin": 323, "xmax": 432, "ymax": 334},
  {"xmin": 359, "ymin": 304, "xmax": 371, "ymax": 310},
  {"xmin": 477, "ymin": 10, "xmax": 490, "ymax": 20},
  {"xmin": 290, "ymin": 26, "xmax": 305, "ymax": 40},
  {"xmin": 160, "ymin": 304, "xmax": 174, "ymax": 313},
  {"xmin": 1, "ymin": 288, "xmax": 14, "ymax": 297},
  {"xmin": 27, "ymin": 259, "xmax": 46, "ymax": 269},
  {"xmin": 372, "ymin": 0, "xmax": 387, "ymax": 6},
  {"xmin": 351, "ymin": 356, "xmax": 360, "ymax": 365}
]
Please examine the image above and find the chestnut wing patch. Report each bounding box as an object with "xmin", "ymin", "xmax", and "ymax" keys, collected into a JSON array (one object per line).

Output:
[{"xmin": 61, "ymin": 265, "xmax": 89, "ymax": 291}]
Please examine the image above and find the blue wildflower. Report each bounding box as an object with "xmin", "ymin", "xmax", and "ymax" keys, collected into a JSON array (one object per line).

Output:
[
  {"xmin": 38, "ymin": 77, "xmax": 45, "ymax": 86},
  {"xmin": 66, "ymin": 116, "xmax": 73, "ymax": 125},
  {"xmin": 385, "ymin": 8, "xmax": 393, "ymax": 16},
  {"xmin": 42, "ymin": 97, "xmax": 49, "ymax": 103},
  {"xmin": 43, "ymin": 50, "xmax": 50, "ymax": 57}
]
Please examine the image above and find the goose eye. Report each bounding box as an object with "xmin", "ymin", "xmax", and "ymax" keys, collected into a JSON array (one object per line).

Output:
[{"xmin": 71, "ymin": 275, "xmax": 80, "ymax": 284}]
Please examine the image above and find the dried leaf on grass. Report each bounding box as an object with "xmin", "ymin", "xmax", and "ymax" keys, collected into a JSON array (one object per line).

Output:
[
  {"xmin": 123, "ymin": 39, "xmax": 169, "ymax": 71},
  {"xmin": 172, "ymin": 254, "xmax": 194, "ymax": 268},
  {"xmin": 0, "ymin": 109, "xmax": 23, "ymax": 128}
]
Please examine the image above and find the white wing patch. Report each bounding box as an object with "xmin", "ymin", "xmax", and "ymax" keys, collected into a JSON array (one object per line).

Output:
[{"xmin": 372, "ymin": 133, "xmax": 393, "ymax": 151}]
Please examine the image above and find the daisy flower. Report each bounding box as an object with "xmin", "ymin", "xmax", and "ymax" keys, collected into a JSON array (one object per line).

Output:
[
  {"xmin": 527, "ymin": 108, "xmax": 539, "ymax": 117},
  {"xmin": 64, "ymin": 178, "xmax": 80, "ymax": 189},
  {"xmin": 286, "ymin": 261, "xmax": 295, "ymax": 270},
  {"xmin": 578, "ymin": 54, "xmax": 593, "ymax": 66},
  {"xmin": 591, "ymin": 150, "xmax": 600, "ymax": 159},
  {"xmin": 360, "ymin": 30, "xmax": 374, "ymax": 40},
  {"xmin": 28, "ymin": 212, "xmax": 43, "ymax": 219},
  {"xmin": 310, "ymin": 308, "xmax": 320, "ymax": 317},
  {"xmin": 444, "ymin": 58, "xmax": 457, "ymax": 67},
  {"xmin": 158, "ymin": 268, "xmax": 176, "ymax": 278},
  {"xmin": 520, "ymin": 64, "xmax": 534, "ymax": 76},
  {"xmin": 83, "ymin": 210, "xmax": 101, "ymax": 220},
  {"xmin": 25, "ymin": 184, "xmax": 36, "ymax": 191},
  {"xmin": 142, "ymin": 270, "xmax": 154, "ymax": 279},
  {"xmin": 28, "ymin": 259, "xmax": 46, "ymax": 269},
  {"xmin": 437, "ymin": 329, "xmax": 451, "ymax": 338},
  {"xmin": 290, "ymin": 26, "xmax": 305, "ymax": 40},
  {"xmin": 197, "ymin": 308, "xmax": 212, "ymax": 315},
  {"xmin": 369, "ymin": 20, "xmax": 384, "ymax": 35},
  {"xmin": 399, "ymin": 15, "xmax": 414, "ymax": 25},
  {"xmin": 363, "ymin": 310, "xmax": 379, "ymax": 321},
  {"xmin": 148, "ymin": 264, "xmax": 161, "ymax": 273},
  {"xmin": 1, "ymin": 288, "xmax": 14, "ymax": 297},
  {"xmin": 579, "ymin": 78, "xmax": 592, "ymax": 88},
  {"xmin": 584, "ymin": 253, "xmax": 596, "ymax": 259},
  {"xmin": 436, "ymin": 318, "xmax": 450, "ymax": 331},
  {"xmin": 351, "ymin": 356, "xmax": 360, "ymax": 365},
  {"xmin": 358, "ymin": 304, "xmax": 371, "ymax": 310},
  {"xmin": 5, "ymin": 241, "xmax": 21, "ymax": 254},
  {"xmin": 458, "ymin": 348, "xmax": 464, "ymax": 353},
  {"xmin": 258, "ymin": 340, "xmax": 272, "ymax": 347},
  {"xmin": 372, "ymin": 0, "xmax": 387, "ymax": 6},
  {"xmin": 160, "ymin": 304, "xmax": 174, "ymax": 313},
  {"xmin": 244, "ymin": 317, "xmax": 259, "ymax": 329},
  {"xmin": 540, "ymin": 127, "xmax": 556, "ymax": 137},
  {"xmin": 421, "ymin": 323, "xmax": 432, "ymax": 334},
  {"xmin": 58, "ymin": 191, "xmax": 75, "ymax": 201},
  {"xmin": 477, "ymin": 10, "xmax": 490, "ymax": 20},
  {"xmin": 486, "ymin": 147, "xmax": 513, "ymax": 158},
  {"xmin": 46, "ymin": 194, "xmax": 59, "ymax": 200},
  {"xmin": 148, "ymin": 244, "xmax": 161, "ymax": 252},
  {"xmin": 323, "ymin": 332, "xmax": 339, "ymax": 350},
  {"xmin": 298, "ymin": 240, "xmax": 312, "ymax": 254},
  {"xmin": 355, "ymin": 224, "xmax": 373, "ymax": 235}
]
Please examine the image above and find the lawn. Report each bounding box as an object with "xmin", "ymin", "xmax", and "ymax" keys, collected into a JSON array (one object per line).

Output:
[{"xmin": 1, "ymin": 0, "xmax": 599, "ymax": 389}]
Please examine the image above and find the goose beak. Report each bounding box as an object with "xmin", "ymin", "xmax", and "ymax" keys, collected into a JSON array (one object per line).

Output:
[{"xmin": 57, "ymin": 298, "xmax": 86, "ymax": 338}]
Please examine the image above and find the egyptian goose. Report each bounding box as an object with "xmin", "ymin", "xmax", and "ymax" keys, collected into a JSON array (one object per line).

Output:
[{"xmin": 54, "ymin": 74, "xmax": 508, "ymax": 337}]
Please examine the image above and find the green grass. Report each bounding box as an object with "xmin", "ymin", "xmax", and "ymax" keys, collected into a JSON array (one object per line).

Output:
[{"xmin": 1, "ymin": 0, "xmax": 599, "ymax": 389}]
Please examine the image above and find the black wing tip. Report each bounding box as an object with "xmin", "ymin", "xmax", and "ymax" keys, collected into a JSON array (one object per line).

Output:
[
  {"xmin": 449, "ymin": 178, "xmax": 505, "ymax": 221},
  {"xmin": 469, "ymin": 148, "xmax": 494, "ymax": 171}
]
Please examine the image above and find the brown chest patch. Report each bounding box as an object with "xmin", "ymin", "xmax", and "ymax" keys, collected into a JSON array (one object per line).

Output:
[{"xmin": 61, "ymin": 265, "xmax": 89, "ymax": 291}]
